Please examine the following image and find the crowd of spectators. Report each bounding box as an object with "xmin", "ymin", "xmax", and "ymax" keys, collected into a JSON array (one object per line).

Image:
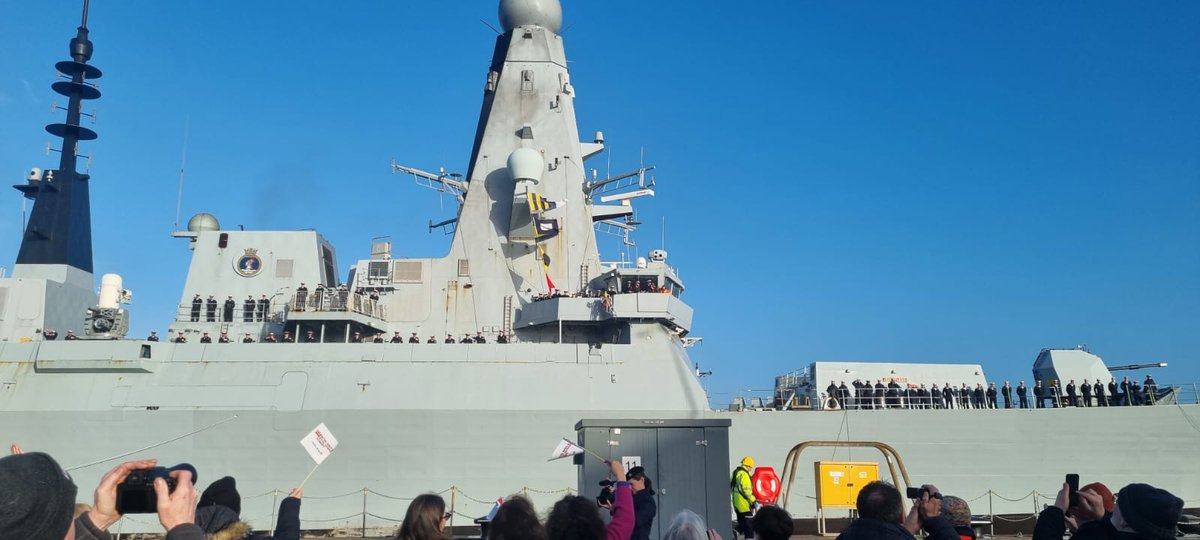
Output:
[
  {"xmin": 2, "ymin": 445, "xmax": 1185, "ymax": 540},
  {"xmin": 835, "ymin": 480, "xmax": 1184, "ymax": 540}
]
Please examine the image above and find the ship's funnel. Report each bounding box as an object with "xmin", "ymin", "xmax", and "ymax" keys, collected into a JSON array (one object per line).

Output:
[
  {"xmin": 507, "ymin": 148, "xmax": 545, "ymax": 185},
  {"xmin": 498, "ymin": 0, "xmax": 562, "ymax": 34}
]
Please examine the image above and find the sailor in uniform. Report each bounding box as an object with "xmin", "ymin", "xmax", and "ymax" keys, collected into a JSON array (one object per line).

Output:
[
  {"xmin": 218, "ymin": 333, "xmax": 231, "ymax": 343},
  {"xmin": 243, "ymin": 296, "xmax": 255, "ymax": 322},
  {"xmin": 445, "ymin": 335, "xmax": 455, "ymax": 344},
  {"xmin": 390, "ymin": 332, "xmax": 403, "ymax": 343},
  {"xmin": 1109, "ymin": 377, "xmax": 1120, "ymax": 406},
  {"xmin": 305, "ymin": 330, "xmax": 318, "ymax": 343},
  {"xmin": 64, "ymin": 330, "xmax": 78, "ymax": 341},
  {"xmin": 173, "ymin": 332, "xmax": 187, "ymax": 343},
  {"xmin": 352, "ymin": 331, "xmax": 363, "ymax": 343},
  {"xmin": 986, "ymin": 383, "xmax": 997, "ymax": 409},
  {"xmin": 191, "ymin": 294, "xmax": 202, "ymax": 322},
  {"xmin": 223, "ymin": 296, "xmax": 235, "ymax": 322},
  {"xmin": 408, "ymin": 332, "xmax": 420, "ymax": 344},
  {"xmin": 147, "ymin": 331, "xmax": 159, "ymax": 342},
  {"xmin": 257, "ymin": 294, "xmax": 269, "ymax": 321},
  {"xmin": 1065, "ymin": 380, "xmax": 1078, "ymax": 407},
  {"xmin": 1017, "ymin": 381, "xmax": 1028, "ymax": 409},
  {"xmin": 826, "ymin": 382, "xmax": 839, "ymax": 409},
  {"xmin": 1144, "ymin": 375, "xmax": 1158, "ymax": 405},
  {"xmin": 1093, "ymin": 380, "xmax": 1107, "ymax": 407},
  {"xmin": 265, "ymin": 332, "xmax": 278, "ymax": 343},
  {"xmin": 1081, "ymin": 379, "xmax": 1092, "ymax": 407},
  {"xmin": 295, "ymin": 283, "xmax": 308, "ymax": 311},
  {"xmin": 475, "ymin": 332, "xmax": 486, "ymax": 343},
  {"xmin": 427, "ymin": 336, "xmax": 437, "ymax": 344},
  {"xmin": 282, "ymin": 331, "xmax": 294, "ymax": 343},
  {"xmin": 242, "ymin": 334, "xmax": 255, "ymax": 343},
  {"xmin": 372, "ymin": 334, "xmax": 384, "ymax": 343},
  {"xmin": 462, "ymin": 334, "xmax": 473, "ymax": 344},
  {"xmin": 1001, "ymin": 381, "xmax": 1012, "ymax": 409},
  {"xmin": 200, "ymin": 333, "xmax": 212, "ymax": 344},
  {"xmin": 206, "ymin": 295, "xmax": 217, "ymax": 322}
]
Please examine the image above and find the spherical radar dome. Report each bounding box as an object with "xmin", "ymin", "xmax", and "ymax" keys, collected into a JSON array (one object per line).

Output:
[
  {"xmin": 187, "ymin": 212, "xmax": 220, "ymax": 232},
  {"xmin": 499, "ymin": 0, "xmax": 563, "ymax": 34}
]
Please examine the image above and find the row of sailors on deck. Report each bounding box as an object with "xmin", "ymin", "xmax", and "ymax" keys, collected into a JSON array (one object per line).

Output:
[
  {"xmin": 149, "ymin": 330, "xmax": 511, "ymax": 344},
  {"xmin": 532, "ymin": 281, "xmax": 672, "ymax": 302},
  {"xmin": 823, "ymin": 375, "xmax": 1162, "ymax": 409},
  {"xmin": 292, "ymin": 283, "xmax": 381, "ymax": 312},
  {"xmin": 189, "ymin": 294, "xmax": 270, "ymax": 322}
]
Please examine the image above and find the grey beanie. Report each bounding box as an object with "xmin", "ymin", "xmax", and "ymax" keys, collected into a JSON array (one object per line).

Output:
[{"xmin": 0, "ymin": 452, "xmax": 78, "ymax": 540}]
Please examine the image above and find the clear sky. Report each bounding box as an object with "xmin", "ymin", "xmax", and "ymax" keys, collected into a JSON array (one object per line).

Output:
[{"xmin": 1, "ymin": 2, "xmax": 1196, "ymax": 407}]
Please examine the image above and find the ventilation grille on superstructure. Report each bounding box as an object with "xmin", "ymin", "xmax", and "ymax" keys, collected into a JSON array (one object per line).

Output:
[
  {"xmin": 275, "ymin": 259, "xmax": 294, "ymax": 279},
  {"xmin": 393, "ymin": 261, "xmax": 422, "ymax": 283}
]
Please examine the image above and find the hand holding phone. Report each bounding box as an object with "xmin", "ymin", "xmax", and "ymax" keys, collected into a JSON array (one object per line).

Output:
[{"xmin": 1066, "ymin": 474, "xmax": 1080, "ymax": 508}]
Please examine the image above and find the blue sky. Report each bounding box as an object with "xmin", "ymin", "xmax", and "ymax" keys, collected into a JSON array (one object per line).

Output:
[{"xmin": 1, "ymin": 2, "xmax": 1197, "ymax": 407}]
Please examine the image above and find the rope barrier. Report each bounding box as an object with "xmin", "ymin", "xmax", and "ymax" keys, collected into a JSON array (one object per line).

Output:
[
  {"xmin": 961, "ymin": 491, "xmax": 990, "ymax": 503},
  {"xmin": 454, "ymin": 489, "xmax": 501, "ymax": 505},
  {"xmin": 241, "ymin": 489, "xmax": 279, "ymax": 500},
  {"xmin": 364, "ymin": 488, "xmax": 417, "ymax": 501},
  {"xmin": 523, "ymin": 486, "xmax": 573, "ymax": 494},
  {"xmin": 299, "ymin": 513, "xmax": 363, "ymax": 523},
  {"xmin": 302, "ymin": 489, "xmax": 366, "ymax": 500},
  {"xmin": 988, "ymin": 489, "xmax": 1038, "ymax": 502},
  {"xmin": 365, "ymin": 512, "xmax": 407, "ymax": 522}
]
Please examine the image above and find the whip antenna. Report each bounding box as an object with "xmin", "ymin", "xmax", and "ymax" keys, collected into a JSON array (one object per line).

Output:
[{"xmin": 173, "ymin": 115, "xmax": 189, "ymax": 231}]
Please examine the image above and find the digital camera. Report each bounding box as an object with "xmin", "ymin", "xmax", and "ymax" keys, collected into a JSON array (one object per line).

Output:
[{"xmin": 115, "ymin": 463, "xmax": 198, "ymax": 514}]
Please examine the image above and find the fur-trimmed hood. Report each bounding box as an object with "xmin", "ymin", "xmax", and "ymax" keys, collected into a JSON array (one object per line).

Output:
[
  {"xmin": 196, "ymin": 504, "xmax": 253, "ymax": 540},
  {"xmin": 208, "ymin": 520, "xmax": 252, "ymax": 540}
]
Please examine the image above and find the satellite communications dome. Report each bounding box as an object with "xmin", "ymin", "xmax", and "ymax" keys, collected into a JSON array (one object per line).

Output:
[
  {"xmin": 499, "ymin": 0, "xmax": 563, "ymax": 34},
  {"xmin": 507, "ymin": 147, "xmax": 545, "ymax": 184},
  {"xmin": 187, "ymin": 212, "xmax": 220, "ymax": 232}
]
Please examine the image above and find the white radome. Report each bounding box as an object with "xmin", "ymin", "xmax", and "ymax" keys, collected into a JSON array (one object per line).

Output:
[{"xmin": 498, "ymin": 0, "xmax": 562, "ymax": 34}]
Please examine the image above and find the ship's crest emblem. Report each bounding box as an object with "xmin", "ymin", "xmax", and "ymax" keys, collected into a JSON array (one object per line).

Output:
[{"xmin": 235, "ymin": 248, "xmax": 263, "ymax": 277}]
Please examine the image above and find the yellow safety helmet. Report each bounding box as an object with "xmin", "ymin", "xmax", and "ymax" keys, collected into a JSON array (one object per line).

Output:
[{"xmin": 741, "ymin": 456, "xmax": 755, "ymax": 468}]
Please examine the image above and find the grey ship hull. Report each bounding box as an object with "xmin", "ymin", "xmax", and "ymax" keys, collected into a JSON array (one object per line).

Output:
[{"xmin": 4, "ymin": 339, "xmax": 1198, "ymax": 532}]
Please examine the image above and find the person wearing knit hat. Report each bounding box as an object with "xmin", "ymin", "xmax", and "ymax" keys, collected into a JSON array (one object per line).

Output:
[
  {"xmin": 1033, "ymin": 480, "xmax": 1182, "ymax": 540},
  {"xmin": 194, "ymin": 476, "xmax": 304, "ymax": 540},
  {"xmin": 200, "ymin": 476, "xmax": 242, "ymax": 515},
  {"xmin": 939, "ymin": 496, "xmax": 976, "ymax": 539},
  {"xmin": 1080, "ymin": 483, "xmax": 1115, "ymax": 514},
  {"xmin": 0, "ymin": 452, "xmax": 77, "ymax": 540},
  {"xmin": 1113, "ymin": 483, "xmax": 1183, "ymax": 540}
]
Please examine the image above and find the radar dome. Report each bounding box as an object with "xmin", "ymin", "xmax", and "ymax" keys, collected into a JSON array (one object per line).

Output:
[
  {"xmin": 499, "ymin": 0, "xmax": 563, "ymax": 34},
  {"xmin": 507, "ymin": 147, "xmax": 545, "ymax": 184},
  {"xmin": 187, "ymin": 212, "xmax": 220, "ymax": 232}
]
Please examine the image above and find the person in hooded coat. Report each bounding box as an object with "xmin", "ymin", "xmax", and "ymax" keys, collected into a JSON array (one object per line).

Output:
[{"xmin": 196, "ymin": 476, "xmax": 303, "ymax": 540}]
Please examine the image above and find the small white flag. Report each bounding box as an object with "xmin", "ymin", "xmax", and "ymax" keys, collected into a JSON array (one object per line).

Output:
[
  {"xmin": 300, "ymin": 422, "xmax": 339, "ymax": 465},
  {"xmin": 550, "ymin": 438, "xmax": 586, "ymax": 461}
]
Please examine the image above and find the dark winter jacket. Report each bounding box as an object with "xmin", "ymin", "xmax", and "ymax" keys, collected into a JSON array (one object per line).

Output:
[
  {"xmin": 836, "ymin": 515, "xmax": 959, "ymax": 540},
  {"xmin": 1033, "ymin": 506, "xmax": 1145, "ymax": 540},
  {"xmin": 72, "ymin": 512, "xmax": 205, "ymax": 540},
  {"xmin": 631, "ymin": 489, "xmax": 657, "ymax": 540},
  {"xmin": 197, "ymin": 496, "xmax": 302, "ymax": 540}
]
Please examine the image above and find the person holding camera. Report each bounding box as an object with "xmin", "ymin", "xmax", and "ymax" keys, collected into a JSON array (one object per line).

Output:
[
  {"xmin": 1033, "ymin": 481, "xmax": 1182, "ymax": 540},
  {"xmin": 836, "ymin": 482, "xmax": 957, "ymax": 540},
  {"xmin": 0, "ymin": 452, "xmax": 201, "ymax": 540}
]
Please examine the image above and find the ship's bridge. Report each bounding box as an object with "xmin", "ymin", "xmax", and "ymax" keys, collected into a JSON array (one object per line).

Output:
[{"xmin": 515, "ymin": 250, "xmax": 692, "ymax": 336}]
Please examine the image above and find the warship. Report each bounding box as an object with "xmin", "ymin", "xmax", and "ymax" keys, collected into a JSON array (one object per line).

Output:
[{"xmin": 2, "ymin": 0, "xmax": 1197, "ymax": 535}]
